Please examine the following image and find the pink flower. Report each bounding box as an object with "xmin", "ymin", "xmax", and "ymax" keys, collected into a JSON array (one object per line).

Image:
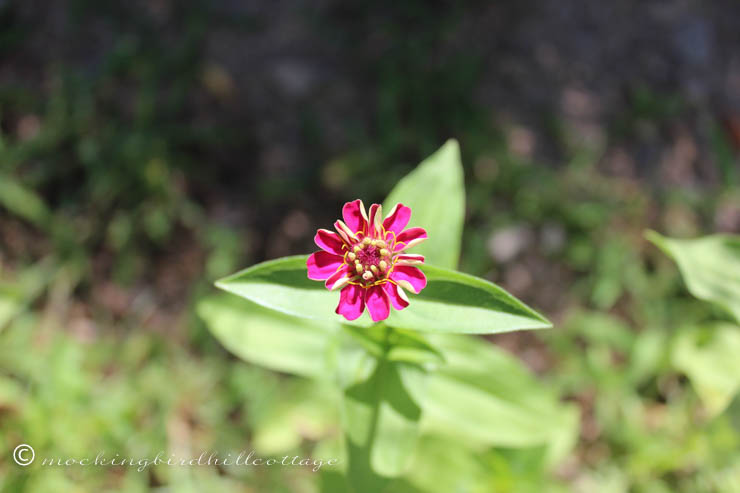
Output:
[{"xmin": 307, "ymin": 200, "xmax": 428, "ymax": 322}]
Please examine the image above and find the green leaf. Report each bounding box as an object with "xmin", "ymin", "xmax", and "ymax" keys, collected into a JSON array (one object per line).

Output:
[
  {"xmin": 383, "ymin": 139, "xmax": 465, "ymax": 269},
  {"xmin": 405, "ymin": 437, "xmax": 568, "ymax": 493},
  {"xmin": 343, "ymin": 324, "xmax": 445, "ymax": 366},
  {"xmin": 401, "ymin": 435, "xmax": 492, "ymax": 493},
  {"xmin": 672, "ymin": 323, "xmax": 740, "ymax": 416},
  {"xmin": 0, "ymin": 259, "xmax": 55, "ymax": 332},
  {"xmin": 391, "ymin": 264, "xmax": 551, "ymax": 334},
  {"xmin": 342, "ymin": 359, "xmax": 424, "ymax": 484},
  {"xmin": 386, "ymin": 330, "xmax": 445, "ymax": 367},
  {"xmin": 196, "ymin": 294, "xmax": 341, "ymax": 378},
  {"xmin": 251, "ymin": 380, "xmax": 339, "ymax": 455},
  {"xmin": 0, "ymin": 283, "xmax": 23, "ymax": 332},
  {"xmin": 215, "ymin": 256, "xmax": 370, "ymax": 327},
  {"xmin": 646, "ymin": 231, "xmax": 740, "ymax": 323},
  {"xmin": 0, "ymin": 174, "xmax": 51, "ymax": 228},
  {"xmin": 409, "ymin": 334, "xmax": 579, "ymax": 465},
  {"xmin": 215, "ymin": 256, "xmax": 550, "ymax": 334}
]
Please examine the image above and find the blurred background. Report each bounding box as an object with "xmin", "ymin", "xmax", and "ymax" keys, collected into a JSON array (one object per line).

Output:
[{"xmin": 1, "ymin": 0, "xmax": 740, "ymax": 491}]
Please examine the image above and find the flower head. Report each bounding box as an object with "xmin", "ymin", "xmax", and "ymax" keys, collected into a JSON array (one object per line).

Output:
[{"xmin": 307, "ymin": 200, "xmax": 428, "ymax": 321}]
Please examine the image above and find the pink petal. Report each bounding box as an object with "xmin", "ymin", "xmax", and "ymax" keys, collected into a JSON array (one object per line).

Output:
[
  {"xmin": 315, "ymin": 229, "xmax": 346, "ymax": 256},
  {"xmin": 366, "ymin": 204, "xmax": 383, "ymax": 237},
  {"xmin": 307, "ymin": 251, "xmax": 344, "ymax": 280},
  {"xmin": 384, "ymin": 282, "xmax": 409, "ymax": 311},
  {"xmin": 394, "ymin": 227, "xmax": 428, "ymax": 251},
  {"xmin": 382, "ymin": 203, "xmax": 412, "ymax": 235},
  {"xmin": 335, "ymin": 284, "xmax": 366, "ymax": 321},
  {"xmin": 342, "ymin": 200, "xmax": 368, "ymax": 235},
  {"xmin": 334, "ymin": 220, "xmax": 358, "ymax": 244},
  {"xmin": 390, "ymin": 265, "xmax": 427, "ymax": 294},
  {"xmin": 395, "ymin": 254, "xmax": 425, "ymax": 265},
  {"xmin": 365, "ymin": 285, "xmax": 390, "ymax": 322},
  {"xmin": 325, "ymin": 266, "xmax": 351, "ymax": 291}
]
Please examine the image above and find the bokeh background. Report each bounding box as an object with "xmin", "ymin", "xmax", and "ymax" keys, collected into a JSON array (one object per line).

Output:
[{"xmin": 1, "ymin": 1, "xmax": 740, "ymax": 491}]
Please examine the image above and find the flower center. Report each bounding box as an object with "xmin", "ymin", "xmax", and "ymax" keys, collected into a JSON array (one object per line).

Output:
[{"xmin": 346, "ymin": 236, "xmax": 393, "ymax": 286}]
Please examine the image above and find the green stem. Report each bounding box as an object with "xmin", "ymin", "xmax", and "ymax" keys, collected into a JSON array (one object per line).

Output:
[{"xmin": 345, "ymin": 323, "xmax": 392, "ymax": 493}]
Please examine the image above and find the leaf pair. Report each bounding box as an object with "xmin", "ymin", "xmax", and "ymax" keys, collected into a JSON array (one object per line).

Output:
[{"xmin": 215, "ymin": 256, "xmax": 550, "ymax": 335}]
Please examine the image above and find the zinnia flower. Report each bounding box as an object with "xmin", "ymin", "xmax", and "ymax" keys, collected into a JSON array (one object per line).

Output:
[{"xmin": 307, "ymin": 200, "xmax": 428, "ymax": 322}]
